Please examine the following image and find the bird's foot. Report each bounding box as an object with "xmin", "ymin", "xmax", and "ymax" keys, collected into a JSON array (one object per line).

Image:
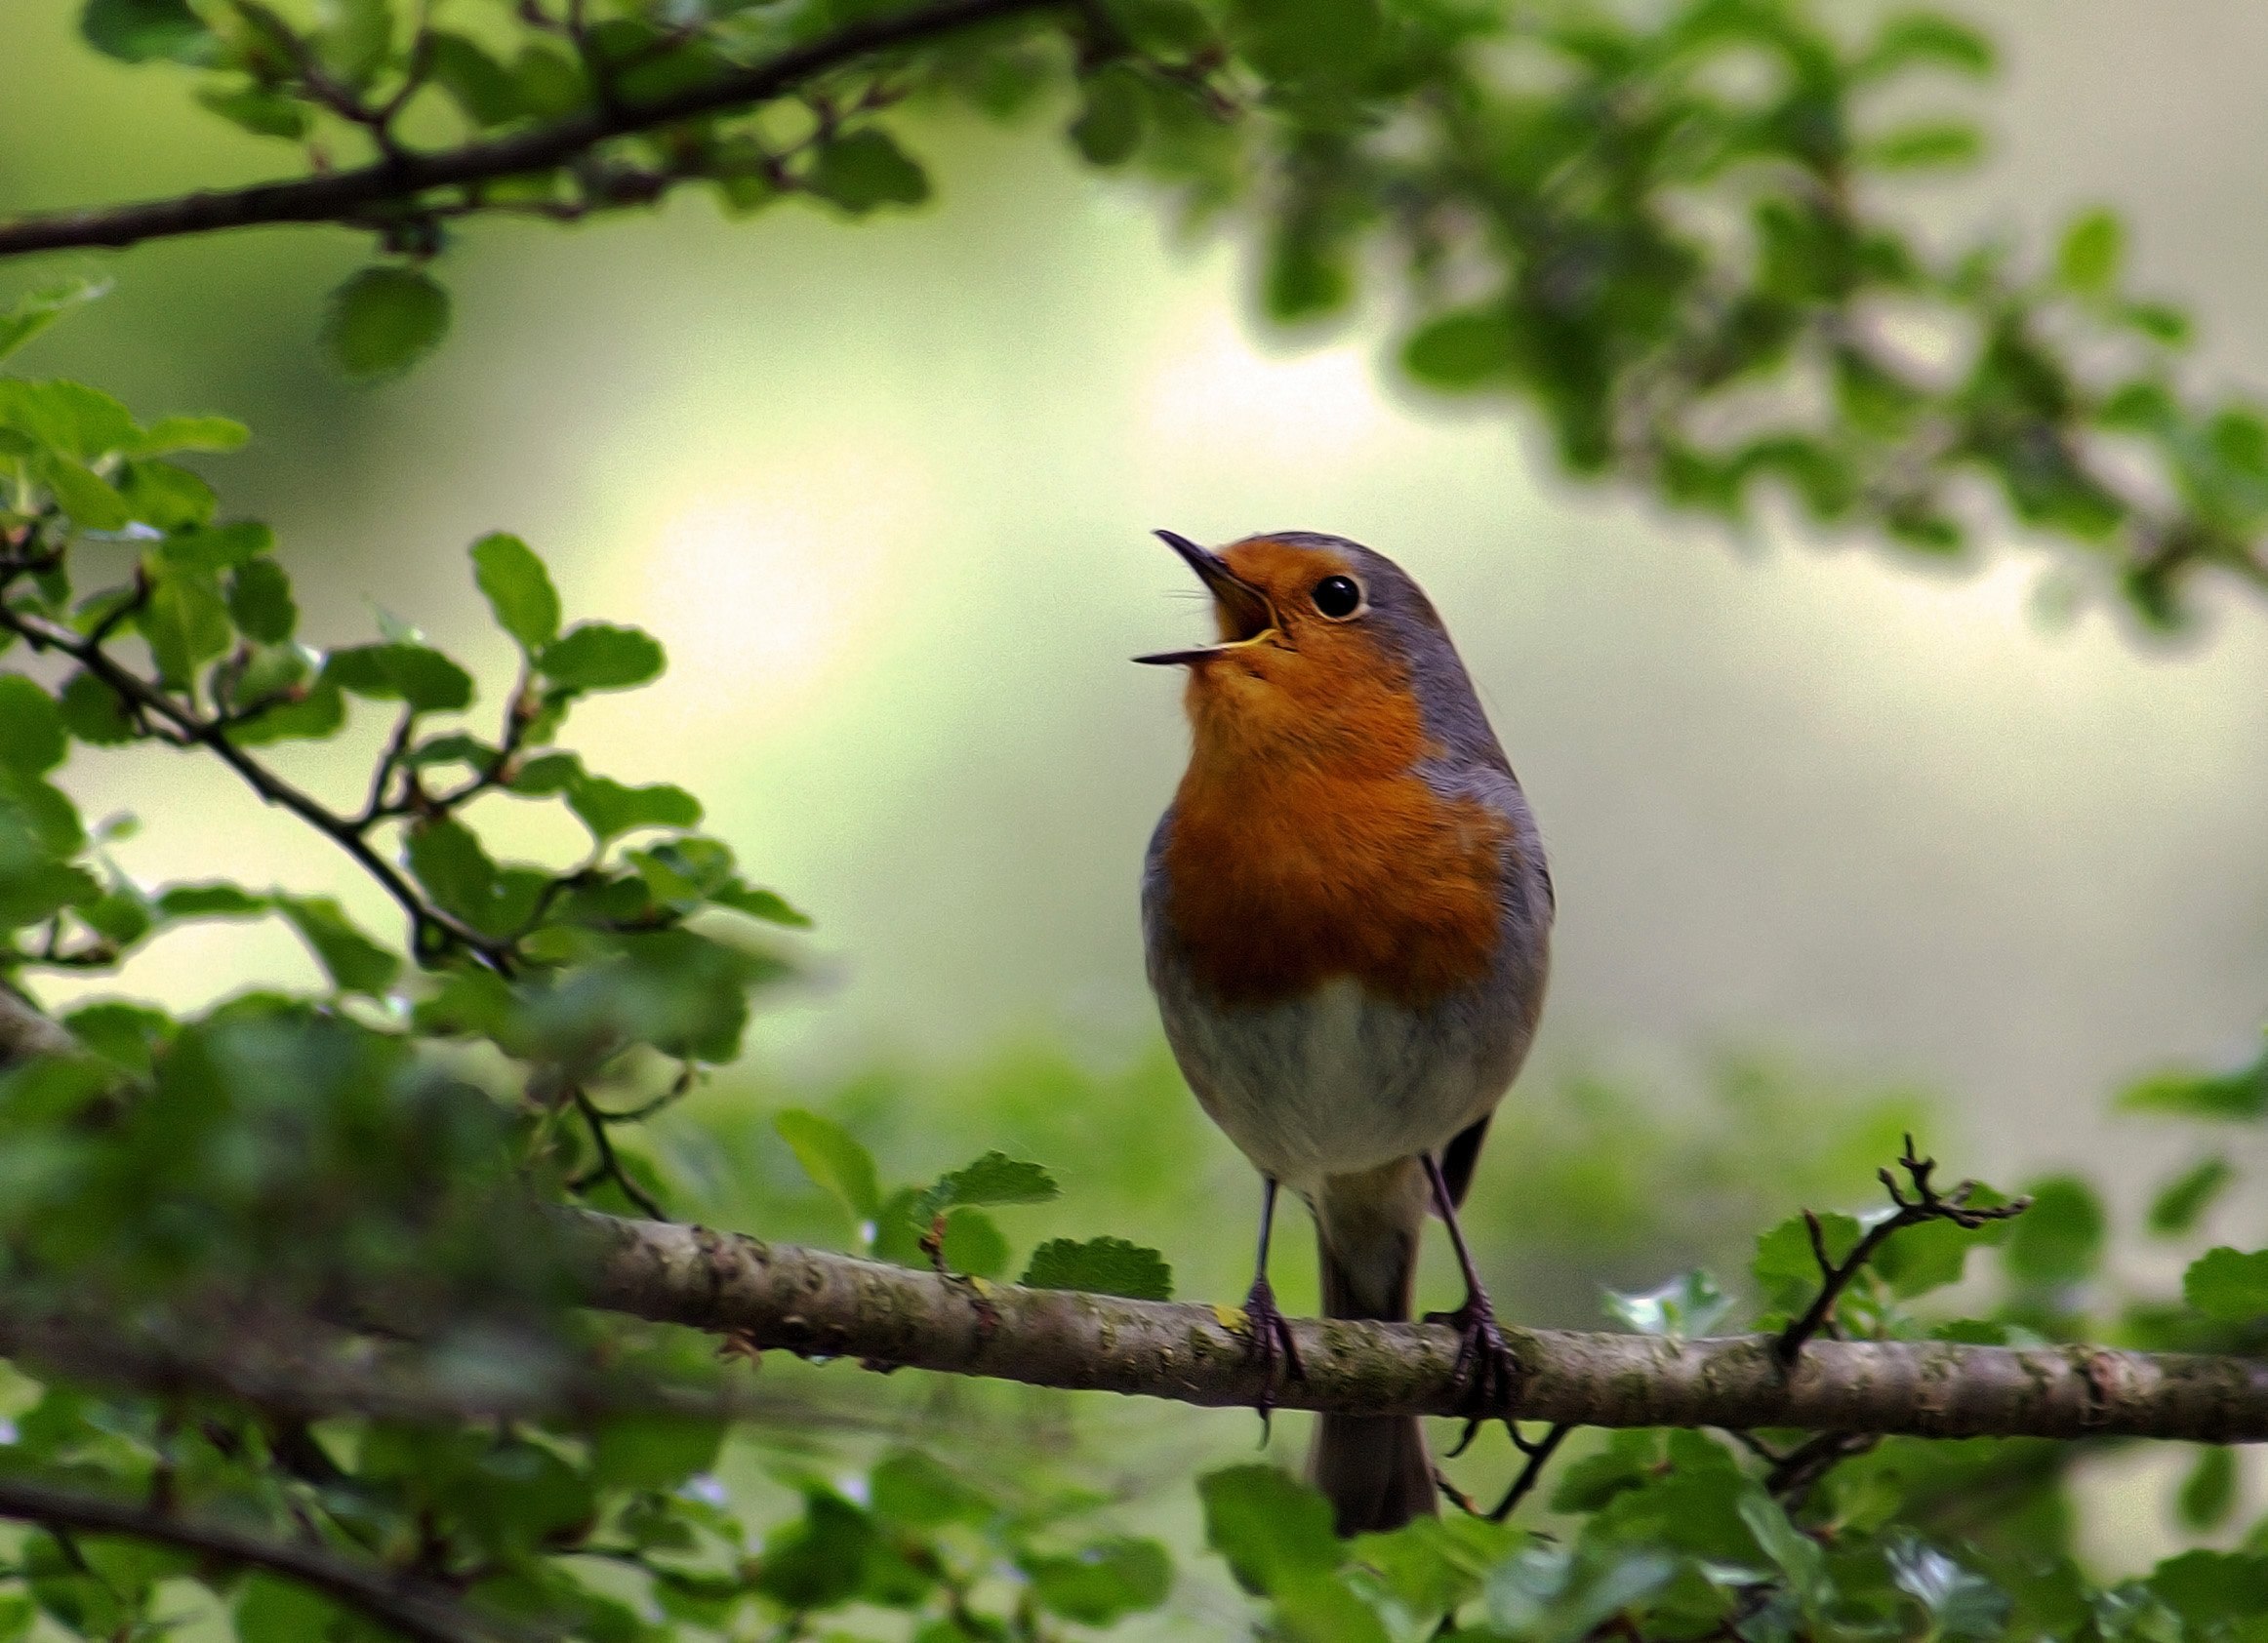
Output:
[
  {"xmin": 1241, "ymin": 1275, "xmax": 1305, "ymax": 1443},
  {"xmin": 1425, "ymin": 1288, "xmax": 1520, "ymax": 1458}
]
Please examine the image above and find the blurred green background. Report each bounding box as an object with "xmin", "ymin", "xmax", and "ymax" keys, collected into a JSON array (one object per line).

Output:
[{"xmin": 5, "ymin": 0, "xmax": 2268, "ymax": 1591}]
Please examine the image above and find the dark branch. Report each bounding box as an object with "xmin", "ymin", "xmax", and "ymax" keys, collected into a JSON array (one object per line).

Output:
[
  {"xmin": 1775, "ymin": 1136, "xmax": 2031, "ymax": 1366},
  {"xmin": 0, "ymin": 0, "xmax": 1064, "ymax": 260},
  {"xmin": 0, "ymin": 1475, "xmax": 537, "ymax": 1643}
]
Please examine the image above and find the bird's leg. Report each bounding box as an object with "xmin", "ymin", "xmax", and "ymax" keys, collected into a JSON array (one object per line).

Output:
[
  {"xmin": 1421, "ymin": 1152, "xmax": 1519, "ymax": 1456},
  {"xmin": 1241, "ymin": 1176, "xmax": 1304, "ymax": 1439}
]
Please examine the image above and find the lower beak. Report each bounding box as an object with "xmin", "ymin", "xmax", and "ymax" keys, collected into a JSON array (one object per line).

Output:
[{"xmin": 1134, "ymin": 530, "xmax": 1278, "ymax": 665}]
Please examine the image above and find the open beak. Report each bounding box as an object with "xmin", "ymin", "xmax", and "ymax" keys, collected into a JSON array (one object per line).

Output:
[{"xmin": 1134, "ymin": 530, "xmax": 1280, "ymax": 665}]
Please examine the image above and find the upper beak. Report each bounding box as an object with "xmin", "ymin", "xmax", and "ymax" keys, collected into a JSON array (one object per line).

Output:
[{"xmin": 1134, "ymin": 530, "xmax": 1279, "ymax": 665}]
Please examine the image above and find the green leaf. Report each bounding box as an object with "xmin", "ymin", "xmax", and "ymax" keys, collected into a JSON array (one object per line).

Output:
[
  {"xmin": 324, "ymin": 267, "xmax": 452, "ymax": 381},
  {"xmin": 1069, "ymin": 66, "xmax": 1145, "ymax": 167},
  {"xmin": 2176, "ymin": 1445, "xmax": 2237, "ymax": 1532},
  {"xmin": 315, "ymin": 0, "xmax": 391, "ymax": 87},
  {"xmin": 2149, "ymin": 1155, "xmax": 2235, "ymax": 1237},
  {"xmin": 2057, "ymin": 210, "xmax": 2124, "ymax": 297},
  {"xmin": 226, "ymin": 559, "xmax": 297, "ymax": 644},
  {"xmin": 2122, "ymin": 1053, "xmax": 2268, "ymax": 1121},
  {"xmin": 2148, "ymin": 1550, "xmax": 2268, "ymax": 1626},
  {"xmin": 227, "ymin": 676, "xmax": 345, "ymax": 744},
  {"xmin": 1886, "ymin": 1537, "xmax": 2008, "ymax": 1640},
  {"xmin": 118, "ymin": 458, "xmax": 218, "ymax": 531},
  {"xmin": 805, "ymin": 130, "xmax": 931, "ymax": 214},
  {"xmin": 57, "ymin": 672, "xmax": 133, "ymax": 746},
  {"xmin": 2004, "ymin": 1175, "xmax": 2104, "ymax": 1287},
  {"xmin": 2183, "ymin": 1247, "xmax": 2268, "ymax": 1322},
  {"xmin": 870, "ymin": 1450, "xmax": 991, "ymax": 1527},
  {"xmin": 275, "ymin": 895, "xmax": 401, "ymax": 996},
  {"xmin": 196, "ymin": 83, "xmax": 311, "ymax": 140},
  {"xmin": 1231, "ymin": 0, "xmax": 1379, "ymax": 83},
  {"xmin": 774, "ymin": 1108, "xmax": 882, "ymax": 1223},
  {"xmin": 82, "ymin": 0, "xmax": 213, "ymax": 63},
  {"xmin": 325, "ymin": 642, "xmax": 475, "ymax": 713},
  {"xmin": 1198, "ymin": 1465, "xmax": 1341, "ymax": 1596},
  {"xmin": 427, "ymin": 32, "xmax": 523, "ymax": 125},
  {"xmin": 1853, "ymin": 13, "xmax": 1995, "ymax": 80},
  {"xmin": 938, "ymin": 1206, "xmax": 1008, "ymax": 1278},
  {"xmin": 1860, "ymin": 121, "xmax": 1983, "ymax": 171},
  {"xmin": 1402, "ymin": 309, "xmax": 1514, "ymax": 390},
  {"xmin": 470, "ymin": 532, "xmax": 561, "ymax": 654},
  {"xmin": 539, "ymin": 622, "xmax": 665, "ymax": 692},
  {"xmin": 565, "ymin": 774, "xmax": 701, "ymax": 842},
  {"xmin": 403, "ymin": 818, "xmax": 533, "ymax": 937},
  {"xmin": 1601, "ymin": 1268, "xmax": 1731, "ymax": 1342},
  {"xmin": 589, "ymin": 1413, "xmax": 725, "ymax": 1491},
  {"xmin": 1753, "ymin": 1210, "xmax": 1860, "ymax": 1314},
  {"xmin": 1740, "ymin": 1491, "xmax": 1831, "ymax": 1616},
  {"xmin": 1021, "ymin": 1235, "xmax": 1172, "ymax": 1301},
  {"xmin": 154, "ymin": 882, "xmax": 267, "ymax": 918},
  {"xmin": 128, "ymin": 415, "xmax": 248, "ymax": 456},
  {"xmin": 710, "ymin": 880, "xmax": 811, "ymax": 927},
  {"xmin": 43, "ymin": 457, "xmax": 131, "ymax": 530},
  {"xmin": 911, "ymin": 1150, "xmax": 1058, "ymax": 1223},
  {"xmin": 61, "ymin": 1000, "xmax": 173, "ymax": 1079},
  {"xmin": 1022, "ymin": 1539, "xmax": 1172, "ymax": 1624},
  {"xmin": 0, "ymin": 379, "xmax": 139, "ymax": 461},
  {"xmin": 137, "ymin": 562, "xmax": 233, "ymax": 689},
  {"xmin": 162, "ymin": 521, "xmax": 273, "ymax": 572},
  {"xmin": 0, "ymin": 678, "xmax": 67, "ymax": 776},
  {"xmin": 235, "ymin": 1575, "xmax": 346, "ymax": 1643},
  {"xmin": 0, "ymin": 280, "xmax": 110, "ymax": 365}
]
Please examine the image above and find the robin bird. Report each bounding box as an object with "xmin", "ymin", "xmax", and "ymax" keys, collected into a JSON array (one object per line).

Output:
[{"xmin": 1137, "ymin": 529, "xmax": 1552, "ymax": 1536}]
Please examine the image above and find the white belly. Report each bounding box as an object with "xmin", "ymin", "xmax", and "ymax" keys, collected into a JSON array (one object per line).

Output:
[{"xmin": 1160, "ymin": 976, "xmax": 1510, "ymax": 1193}]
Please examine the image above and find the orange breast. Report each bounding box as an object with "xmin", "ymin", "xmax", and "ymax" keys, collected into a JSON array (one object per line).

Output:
[{"xmin": 1162, "ymin": 701, "xmax": 1507, "ymax": 1010}]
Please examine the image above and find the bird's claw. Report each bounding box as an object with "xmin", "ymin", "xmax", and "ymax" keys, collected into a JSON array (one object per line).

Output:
[
  {"xmin": 1425, "ymin": 1291, "xmax": 1519, "ymax": 1457},
  {"xmin": 1241, "ymin": 1276, "xmax": 1305, "ymax": 1443}
]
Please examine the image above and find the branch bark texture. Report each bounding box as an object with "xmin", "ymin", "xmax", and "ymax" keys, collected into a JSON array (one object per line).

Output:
[
  {"xmin": 573, "ymin": 1210, "xmax": 2268, "ymax": 1445},
  {"xmin": 0, "ymin": 0, "xmax": 1060, "ymax": 259}
]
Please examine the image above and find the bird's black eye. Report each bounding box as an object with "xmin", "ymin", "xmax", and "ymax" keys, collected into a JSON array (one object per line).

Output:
[{"xmin": 1311, "ymin": 575, "xmax": 1362, "ymax": 619}]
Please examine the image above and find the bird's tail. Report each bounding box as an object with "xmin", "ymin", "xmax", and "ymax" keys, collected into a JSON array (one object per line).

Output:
[{"xmin": 1309, "ymin": 1163, "xmax": 1436, "ymax": 1537}]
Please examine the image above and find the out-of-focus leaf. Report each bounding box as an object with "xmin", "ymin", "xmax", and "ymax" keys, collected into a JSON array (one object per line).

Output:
[
  {"xmin": 1023, "ymin": 1539, "xmax": 1173, "ymax": 1625},
  {"xmin": 57, "ymin": 671, "xmax": 133, "ymax": 746},
  {"xmin": 44, "ymin": 458, "xmax": 131, "ymax": 530},
  {"xmin": 1886, "ymin": 1536, "xmax": 2008, "ymax": 1639},
  {"xmin": 590, "ymin": 1413, "xmax": 725, "ymax": 1491},
  {"xmin": 162, "ymin": 522, "xmax": 272, "ymax": 572},
  {"xmin": 1069, "ymin": 66, "xmax": 1145, "ymax": 167},
  {"xmin": 774, "ymin": 1107, "xmax": 882, "ymax": 1223},
  {"xmin": 2003, "ymin": 1175, "xmax": 2104, "ymax": 1287},
  {"xmin": 226, "ymin": 559, "xmax": 298, "ymax": 644},
  {"xmin": 1601, "ymin": 1268, "xmax": 1732, "ymax": 1342},
  {"xmin": 128, "ymin": 415, "xmax": 248, "ymax": 456},
  {"xmin": 428, "ymin": 32, "xmax": 522, "ymax": 125},
  {"xmin": 1859, "ymin": 121, "xmax": 1983, "ymax": 171},
  {"xmin": 470, "ymin": 532, "xmax": 561, "ymax": 654},
  {"xmin": 804, "ymin": 130, "xmax": 930, "ymax": 213},
  {"xmin": 137, "ymin": 561, "xmax": 232, "ymax": 688},
  {"xmin": 82, "ymin": 0, "xmax": 212, "ymax": 63},
  {"xmin": 1198, "ymin": 1464, "xmax": 1341, "ymax": 1595},
  {"xmin": 2123, "ymin": 1054, "xmax": 2268, "ymax": 1121},
  {"xmin": 709, "ymin": 881, "xmax": 811, "ymax": 927},
  {"xmin": 325, "ymin": 642, "xmax": 475, "ymax": 713},
  {"xmin": 1753, "ymin": 1210, "xmax": 1860, "ymax": 1314},
  {"xmin": 2175, "ymin": 1445, "xmax": 2237, "ymax": 1532},
  {"xmin": 274, "ymin": 894, "xmax": 401, "ymax": 996},
  {"xmin": 566, "ymin": 774, "xmax": 701, "ymax": 842},
  {"xmin": 0, "ymin": 678, "xmax": 66, "ymax": 776},
  {"xmin": 196, "ymin": 84, "xmax": 311, "ymax": 140},
  {"xmin": 1021, "ymin": 1235, "xmax": 1172, "ymax": 1301},
  {"xmin": 870, "ymin": 1449, "xmax": 990, "ymax": 1527},
  {"xmin": 1852, "ymin": 12, "xmax": 1995, "ymax": 80},
  {"xmin": 539, "ymin": 622, "xmax": 665, "ymax": 692},
  {"xmin": 0, "ymin": 279, "xmax": 110, "ymax": 364},
  {"xmin": 1403, "ymin": 309, "xmax": 1515, "ymax": 390},
  {"xmin": 2057, "ymin": 210, "xmax": 2124, "ymax": 297},
  {"xmin": 324, "ymin": 266, "xmax": 452, "ymax": 381},
  {"xmin": 2149, "ymin": 1155, "xmax": 2235, "ymax": 1237},
  {"xmin": 2183, "ymin": 1247, "xmax": 2268, "ymax": 1322}
]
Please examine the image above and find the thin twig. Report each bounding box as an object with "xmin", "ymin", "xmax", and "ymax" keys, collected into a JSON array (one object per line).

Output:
[
  {"xmin": 1488, "ymin": 1423, "xmax": 1571, "ymax": 1521},
  {"xmin": 0, "ymin": 1475, "xmax": 539, "ymax": 1643},
  {"xmin": 0, "ymin": 0, "xmax": 1067, "ymax": 259},
  {"xmin": 1775, "ymin": 1136, "xmax": 2031, "ymax": 1367}
]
